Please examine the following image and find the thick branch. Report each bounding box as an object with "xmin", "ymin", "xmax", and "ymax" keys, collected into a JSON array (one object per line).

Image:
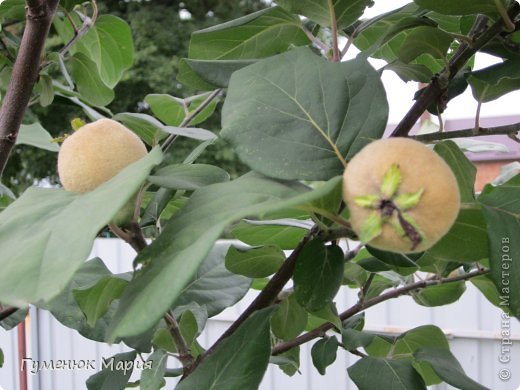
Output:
[
  {"xmin": 272, "ymin": 268, "xmax": 489, "ymax": 355},
  {"xmin": 413, "ymin": 122, "xmax": 520, "ymax": 143},
  {"xmin": 0, "ymin": 0, "xmax": 60, "ymax": 177},
  {"xmin": 391, "ymin": 3, "xmax": 520, "ymax": 138}
]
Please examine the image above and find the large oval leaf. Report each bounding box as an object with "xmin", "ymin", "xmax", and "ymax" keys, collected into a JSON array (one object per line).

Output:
[
  {"xmin": 176, "ymin": 307, "xmax": 274, "ymax": 390},
  {"xmin": 0, "ymin": 149, "xmax": 162, "ymax": 306},
  {"xmin": 108, "ymin": 174, "xmax": 341, "ymax": 340},
  {"xmin": 276, "ymin": 0, "xmax": 373, "ymax": 28},
  {"xmin": 75, "ymin": 15, "xmax": 134, "ymax": 88},
  {"xmin": 221, "ymin": 47, "xmax": 389, "ymax": 180}
]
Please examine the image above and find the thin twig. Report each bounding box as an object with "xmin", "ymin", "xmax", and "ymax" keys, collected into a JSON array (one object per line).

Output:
[
  {"xmin": 164, "ymin": 313, "xmax": 195, "ymax": 368},
  {"xmin": 358, "ymin": 273, "xmax": 375, "ymax": 304},
  {"xmin": 412, "ymin": 122, "xmax": 520, "ymax": 143},
  {"xmin": 391, "ymin": 4, "xmax": 520, "ymax": 137},
  {"xmin": 302, "ymin": 25, "xmax": 330, "ymax": 54},
  {"xmin": 58, "ymin": 0, "xmax": 98, "ymax": 58},
  {"xmin": 109, "ymin": 222, "xmax": 147, "ymax": 252},
  {"xmin": 272, "ymin": 268, "xmax": 489, "ymax": 355},
  {"xmin": 161, "ymin": 89, "xmax": 221, "ymax": 153}
]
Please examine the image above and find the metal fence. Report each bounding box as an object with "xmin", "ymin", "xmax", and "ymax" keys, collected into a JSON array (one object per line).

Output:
[{"xmin": 1, "ymin": 239, "xmax": 519, "ymax": 390}]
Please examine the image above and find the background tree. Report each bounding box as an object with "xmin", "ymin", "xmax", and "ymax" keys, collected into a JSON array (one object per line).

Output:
[{"xmin": 3, "ymin": 0, "xmax": 263, "ymax": 195}]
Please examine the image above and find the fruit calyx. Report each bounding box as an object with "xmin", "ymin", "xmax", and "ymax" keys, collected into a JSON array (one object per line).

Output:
[{"xmin": 353, "ymin": 163, "xmax": 425, "ymax": 251}]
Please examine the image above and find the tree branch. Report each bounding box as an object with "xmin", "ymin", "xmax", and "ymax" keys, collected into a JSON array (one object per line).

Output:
[
  {"xmin": 161, "ymin": 89, "xmax": 222, "ymax": 153},
  {"xmin": 58, "ymin": 0, "xmax": 98, "ymax": 59},
  {"xmin": 272, "ymin": 268, "xmax": 489, "ymax": 355},
  {"xmin": 390, "ymin": 3, "xmax": 520, "ymax": 138},
  {"xmin": 0, "ymin": 0, "xmax": 60, "ymax": 177},
  {"xmin": 413, "ymin": 122, "xmax": 520, "ymax": 143},
  {"xmin": 184, "ymin": 226, "xmax": 321, "ymax": 377},
  {"xmin": 164, "ymin": 313, "xmax": 195, "ymax": 368}
]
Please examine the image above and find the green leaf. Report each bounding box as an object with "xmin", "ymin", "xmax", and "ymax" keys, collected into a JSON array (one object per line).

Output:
[
  {"xmin": 276, "ymin": 0, "xmax": 373, "ymax": 28},
  {"xmin": 468, "ymin": 59, "xmax": 520, "ymax": 103},
  {"xmin": 0, "ymin": 348, "xmax": 3, "ymax": 368},
  {"xmin": 308, "ymin": 303, "xmax": 342, "ymax": 330},
  {"xmin": 294, "ymin": 239, "xmax": 344, "ymax": 311},
  {"xmin": 113, "ymin": 113, "xmax": 167, "ymax": 146},
  {"xmin": 427, "ymin": 208, "xmax": 489, "ymax": 262},
  {"xmin": 342, "ymin": 328, "xmax": 376, "ymax": 351},
  {"xmin": 86, "ymin": 351, "xmax": 137, "ymax": 390},
  {"xmin": 479, "ymin": 175, "xmax": 520, "ymax": 316},
  {"xmin": 364, "ymin": 275, "xmax": 400, "ymax": 300},
  {"xmin": 172, "ymin": 242, "xmax": 251, "ymax": 317},
  {"xmin": 16, "ymin": 123, "xmax": 60, "ymax": 152},
  {"xmin": 231, "ymin": 221, "xmax": 307, "ymax": 250},
  {"xmin": 348, "ymin": 357, "xmax": 426, "ymax": 390},
  {"xmin": 414, "ymin": 348, "xmax": 489, "ymax": 390},
  {"xmin": 434, "ymin": 141, "xmax": 476, "ymax": 203},
  {"xmin": 38, "ymin": 258, "xmax": 121, "ymax": 342},
  {"xmin": 74, "ymin": 15, "xmax": 134, "ymax": 88},
  {"xmin": 188, "ymin": 7, "xmax": 308, "ymax": 60},
  {"xmin": 413, "ymin": 0, "xmax": 509, "ymax": 16},
  {"xmin": 358, "ymin": 211, "xmax": 383, "ymax": 243},
  {"xmin": 225, "ymin": 245, "xmax": 285, "ymax": 278},
  {"xmin": 381, "ymin": 163, "xmax": 402, "ymax": 198},
  {"xmin": 399, "ymin": 26, "xmax": 453, "ymax": 63},
  {"xmin": 0, "ymin": 0, "xmax": 25, "ymax": 20},
  {"xmin": 176, "ymin": 307, "xmax": 274, "ymax": 390},
  {"xmin": 271, "ymin": 294, "xmax": 307, "ymax": 340},
  {"xmin": 311, "ymin": 336, "xmax": 339, "ymax": 375},
  {"xmin": 140, "ymin": 349, "xmax": 167, "ymax": 390},
  {"xmin": 68, "ymin": 52, "xmax": 114, "ymax": 107},
  {"xmin": 0, "ymin": 149, "xmax": 162, "ymax": 306},
  {"xmin": 412, "ymin": 281, "xmax": 466, "ymax": 307},
  {"xmin": 221, "ymin": 47, "xmax": 389, "ymax": 181},
  {"xmin": 181, "ymin": 59, "xmax": 257, "ymax": 88},
  {"xmin": 148, "ymin": 164, "xmax": 230, "ymax": 191},
  {"xmin": 110, "ymin": 175, "xmax": 341, "ymax": 339},
  {"xmin": 152, "ymin": 328, "xmax": 176, "ymax": 353},
  {"xmin": 144, "ymin": 92, "xmax": 220, "ymax": 127},
  {"xmin": 365, "ymin": 247, "xmax": 419, "ymax": 274},
  {"xmin": 144, "ymin": 94, "xmax": 185, "ymax": 126},
  {"xmin": 365, "ymin": 325, "xmax": 449, "ymax": 385},
  {"xmin": 471, "ymin": 275, "xmax": 511, "ymax": 313},
  {"xmin": 383, "ymin": 61, "xmax": 433, "ymax": 83},
  {"xmin": 36, "ymin": 74, "xmax": 54, "ymax": 107},
  {"xmin": 73, "ymin": 276, "xmax": 128, "ymax": 327},
  {"xmin": 271, "ymin": 347, "xmax": 300, "ymax": 376},
  {"xmin": 178, "ymin": 7, "xmax": 309, "ymax": 89}
]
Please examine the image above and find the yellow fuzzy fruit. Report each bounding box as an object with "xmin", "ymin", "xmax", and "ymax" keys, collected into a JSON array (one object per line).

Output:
[
  {"xmin": 343, "ymin": 138, "xmax": 460, "ymax": 253},
  {"xmin": 58, "ymin": 118, "xmax": 147, "ymax": 193}
]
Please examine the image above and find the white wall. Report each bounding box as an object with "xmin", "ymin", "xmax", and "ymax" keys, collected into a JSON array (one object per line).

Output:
[{"xmin": 1, "ymin": 239, "xmax": 519, "ymax": 390}]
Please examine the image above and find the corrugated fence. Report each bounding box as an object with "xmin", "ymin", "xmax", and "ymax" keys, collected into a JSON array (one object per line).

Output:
[{"xmin": 1, "ymin": 239, "xmax": 519, "ymax": 390}]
